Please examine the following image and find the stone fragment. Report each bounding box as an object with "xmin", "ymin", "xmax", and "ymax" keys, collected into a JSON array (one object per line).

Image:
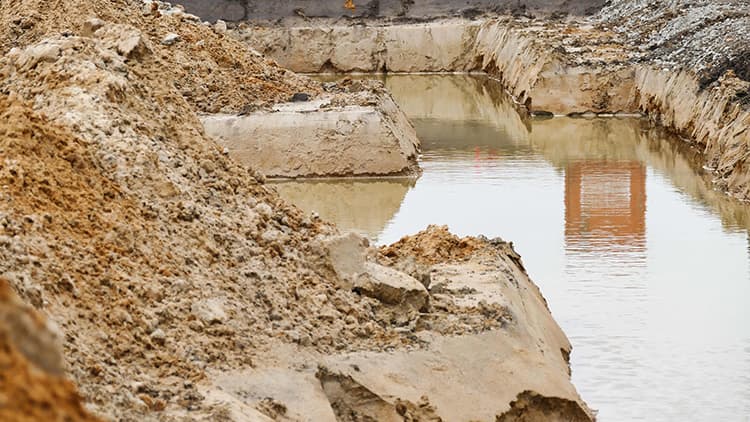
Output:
[
  {"xmin": 15, "ymin": 43, "xmax": 60, "ymax": 71},
  {"xmin": 117, "ymin": 33, "xmax": 145, "ymax": 58},
  {"xmin": 142, "ymin": 0, "xmax": 160, "ymax": 16},
  {"xmin": 161, "ymin": 33, "xmax": 180, "ymax": 46},
  {"xmin": 82, "ymin": 18, "xmax": 106, "ymax": 37},
  {"xmin": 291, "ymin": 92, "xmax": 310, "ymax": 102},
  {"xmin": 254, "ymin": 202, "xmax": 273, "ymax": 218},
  {"xmin": 355, "ymin": 262, "xmax": 429, "ymax": 312},
  {"xmin": 391, "ymin": 255, "xmax": 431, "ymax": 289},
  {"xmin": 149, "ymin": 328, "xmax": 166, "ymax": 345},
  {"xmin": 320, "ymin": 232, "xmax": 369, "ymax": 289},
  {"xmin": 191, "ymin": 299, "xmax": 227, "ymax": 325},
  {"xmin": 214, "ymin": 20, "xmax": 228, "ymax": 34}
]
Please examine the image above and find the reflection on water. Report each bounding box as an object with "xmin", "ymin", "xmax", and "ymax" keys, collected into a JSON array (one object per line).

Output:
[
  {"xmin": 281, "ymin": 75, "xmax": 750, "ymax": 421},
  {"xmin": 565, "ymin": 161, "xmax": 647, "ymax": 252},
  {"xmin": 271, "ymin": 179, "xmax": 414, "ymax": 238}
]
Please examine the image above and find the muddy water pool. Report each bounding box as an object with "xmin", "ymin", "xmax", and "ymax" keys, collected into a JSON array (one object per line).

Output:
[{"xmin": 273, "ymin": 75, "xmax": 750, "ymax": 421}]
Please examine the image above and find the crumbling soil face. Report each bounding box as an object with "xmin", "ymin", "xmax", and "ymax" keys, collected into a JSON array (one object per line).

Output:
[
  {"xmin": 0, "ymin": 278, "xmax": 100, "ymax": 422},
  {"xmin": 0, "ymin": 0, "xmax": 320, "ymax": 113}
]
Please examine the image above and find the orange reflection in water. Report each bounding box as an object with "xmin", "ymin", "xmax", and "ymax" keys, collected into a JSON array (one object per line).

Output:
[{"xmin": 565, "ymin": 161, "xmax": 646, "ymax": 251}]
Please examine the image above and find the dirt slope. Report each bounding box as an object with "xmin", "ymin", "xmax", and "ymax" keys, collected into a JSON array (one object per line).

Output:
[
  {"xmin": 0, "ymin": 25, "xmax": 384, "ymax": 417},
  {"xmin": 0, "ymin": 0, "xmax": 319, "ymax": 113}
]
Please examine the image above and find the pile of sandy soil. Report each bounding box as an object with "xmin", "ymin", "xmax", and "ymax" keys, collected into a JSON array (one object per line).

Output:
[
  {"xmin": 0, "ymin": 5, "xmax": 516, "ymax": 418},
  {"xmin": 380, "ymin": 224, "xmax": 482, "ymax": 265},
  {"xmin": 0, "ymin": 28, "xmax": 380, "ymax": 417},
  {"xmin": 0, "ymin": 0, "xmax": 320, "ymax": 113}
]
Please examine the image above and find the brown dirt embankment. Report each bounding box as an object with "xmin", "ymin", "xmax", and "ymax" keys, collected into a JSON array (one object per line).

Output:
[
  {"xmin": 204, "ymin": 226, "xmax": 593, "ymax": 421},
  {"xmin": 368, "ymin": 226, "xmax": 593, "ymax": 421},
  {"xmin": 0, "ymin": 24, "xmax": 389, "ymax": 417}
]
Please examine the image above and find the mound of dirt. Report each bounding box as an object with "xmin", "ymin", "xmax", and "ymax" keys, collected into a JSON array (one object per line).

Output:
[
  {"xmin": 380, "ymin": 224, "xmax": 482, "ymax": 265},
  {"xmin": 0, "ymin": 26, "xmax": 397, "ymax": 417},
  {"xmin": 0, "ymin": 0, "xmax": 319, "ymax": 113}
]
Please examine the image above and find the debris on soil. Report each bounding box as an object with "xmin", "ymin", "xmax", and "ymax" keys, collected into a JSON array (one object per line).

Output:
[{"xmin": 596, "ymin": 0, "xmax": 750, "ymax": 88}]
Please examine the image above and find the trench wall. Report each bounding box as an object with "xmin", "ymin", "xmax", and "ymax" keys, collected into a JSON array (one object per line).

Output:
[
  {"xmin": 634, "ymin": 67, "xmax": 750, "ymax": 200},
  {"xmin": 240, "ymin": 19, "xmax": 638, "ymax": 115}
]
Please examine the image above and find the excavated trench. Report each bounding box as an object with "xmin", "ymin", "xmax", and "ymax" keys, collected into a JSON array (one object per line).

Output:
[
  {"xmin": 0, "ymin": 0, "xmax": 750, "ymax": 422},
  {"xmin": 202, "ymin": 10, "xmax": 750, "ymax": 420},
  {"xmin": 271, "ymin": 74, "xmax": 750, "ymax": 422},
  {"xmin": 201, "ymin": 12, "xmax": 750, "ymax": 421},
  {"xmin": 204, "ymin": 9, "xmax": 750, "ymax": 421},
  {"xmin": 235, "ymin": 16, "xmax": 750, "ymax": 199},
  {"xmin": 6, "ymin": 0, "xmax": 748, "ymax": 420}
]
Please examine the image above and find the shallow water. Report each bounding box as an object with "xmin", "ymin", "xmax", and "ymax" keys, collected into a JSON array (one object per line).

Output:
[{"xmin": 273, "ymin": 75, "xmax": 750, "ymax": 421}]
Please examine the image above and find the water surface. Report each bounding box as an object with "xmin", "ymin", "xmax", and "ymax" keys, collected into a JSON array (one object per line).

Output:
[{"xmin": 273, "ymin": 75, "xmax": 750, "ymax": 421}]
